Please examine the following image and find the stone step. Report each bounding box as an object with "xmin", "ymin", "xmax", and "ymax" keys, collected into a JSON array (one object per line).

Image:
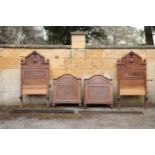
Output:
[{"xmin": 11, "ymin": 109, "xmax": 75, "ymax": 113}]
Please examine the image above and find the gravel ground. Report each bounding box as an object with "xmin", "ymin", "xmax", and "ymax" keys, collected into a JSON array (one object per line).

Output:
[{"xmin": 0, "ymin": 105, "xmax": 155, "ymax": 129}]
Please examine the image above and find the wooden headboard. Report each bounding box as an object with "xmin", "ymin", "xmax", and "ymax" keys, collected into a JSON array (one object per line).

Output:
[
  {"xmin": 53, "ymin": 74, "xmax": 81, "ymax": 106},
  {"xmin": 117, "ymin": 51, "xmax": 147, "ymax": 96},
  {"xmin": 21, "ymin": 51, "xmax": 49, "ymax": 95}
]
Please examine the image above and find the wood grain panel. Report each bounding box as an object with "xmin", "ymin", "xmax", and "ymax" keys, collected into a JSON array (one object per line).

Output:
[
  {"xmin": 53, "ymin": 74, "xmax": 81, "ymax": 106},
  {"xmin": 20, "ymin": 51, "xmax": 49, "ymax": 107},
  {"xmin": 84, "ymin": 75, "xmax": 113, "ymax": 106},
  {"xmin": 117, "ymin": 51, "xmax": 148, "ymax": 108}
]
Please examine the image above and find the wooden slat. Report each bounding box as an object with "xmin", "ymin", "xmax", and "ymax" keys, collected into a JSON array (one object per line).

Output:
[{"xmin": 22, "ymin": 89, "xmax": 47, "ymax": 95}]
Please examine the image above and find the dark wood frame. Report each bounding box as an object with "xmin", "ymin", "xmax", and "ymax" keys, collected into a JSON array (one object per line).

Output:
[
  {"xmin": 117, "ymin": 51, "xmax": 148, "ymax": 108},
  {"xmin": 52, "ymin": 74, "xmax": 81, "ymax": 106},
  {"xmin": 84, "ymin": 75, "xmax": 113, "ymax": 107},
  {"xmin": 20, "ymin": 51, "xmax": 50, "ymax": 108}
]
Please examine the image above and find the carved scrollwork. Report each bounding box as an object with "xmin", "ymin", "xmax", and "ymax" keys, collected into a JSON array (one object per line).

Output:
[
  {"xmin": 117, "ymin": 51, "xmax": 146, "ymax": 65},
  {"xmin": 21, "ymin": 51, "xmax": 49, "ymax": 67}
]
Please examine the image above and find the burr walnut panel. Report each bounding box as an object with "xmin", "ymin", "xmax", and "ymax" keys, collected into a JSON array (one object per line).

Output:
[
  {"xmin": 53, "ymin": 74, "xmax": 81, "ymax": 106},
  {"xmin": 84, "ymin": 75, "xmax": 113, "ymax": 106}
]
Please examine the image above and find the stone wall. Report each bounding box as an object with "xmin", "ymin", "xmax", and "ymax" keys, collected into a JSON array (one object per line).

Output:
[{"xmin": 0, "ymin": 45, "xmax": 155, "ymax": 106}]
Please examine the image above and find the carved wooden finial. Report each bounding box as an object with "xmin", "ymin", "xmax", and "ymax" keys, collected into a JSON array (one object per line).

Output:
[
  {"xmin": 129, "ymin": 51, "xmax": 134, "ymax": 55},
  {"xmin": 21, "ymin": 59, "xmax": 24, "ymax": 64},
  {"xmin": 117, "ymin": 59, "xmax": 121, "ymax": 63},
  {"xmin": 129, "ymin": 51, "xmax": 135, "ymax": 63},
  {"xmin": 31, "ymin": 51, "xmax": 38, "ymax": 63},
  {"xmin": 144, "ymin": 58, "xmax": 146, "ymax": 63}
]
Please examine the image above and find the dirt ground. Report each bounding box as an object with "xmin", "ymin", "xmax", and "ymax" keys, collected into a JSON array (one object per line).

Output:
[{"xmin": 0, "ymin": 105, "xmax": 155, "ymax": 129}]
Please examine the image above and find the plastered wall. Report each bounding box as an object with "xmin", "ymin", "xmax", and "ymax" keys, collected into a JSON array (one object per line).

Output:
[{"xmin": 0, "ymin": 45, "xmax": 155, "ymax": 106}]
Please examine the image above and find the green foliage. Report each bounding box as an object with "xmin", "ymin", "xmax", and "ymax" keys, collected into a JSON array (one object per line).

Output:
[
  {"xmin": 152, "ymin": 26, "xmax": 155, "ymax": 30},
  {"xmin": 44, "ymin": 26, "xmax": 106, "ymax": 45},
  {"xmin": 144, "ymin": 26, "xmax": 154, "ymax": 45},
  {"xmin": 0, "ymin": 26, "xmax": 44, "ymax": 44},
  {"xmin": 101, "ymin": 26, "xmax": 144, "ymax": 46}
]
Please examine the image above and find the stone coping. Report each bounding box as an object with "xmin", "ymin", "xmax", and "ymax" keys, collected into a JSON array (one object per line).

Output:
[
  {"xmin": 0, "ymin": 44, "xmax": 155, "ymax": 49},
  {"xmin": 0, "ymin": 44, "xmax": 71, "ymax": 49},
  {"xmin": 71, "ymin": 31, "xmax": 87, "ymax": 35},
  {"xmin": 86, "ymin": 45, "xmax": 155, "ymax": 49}
]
